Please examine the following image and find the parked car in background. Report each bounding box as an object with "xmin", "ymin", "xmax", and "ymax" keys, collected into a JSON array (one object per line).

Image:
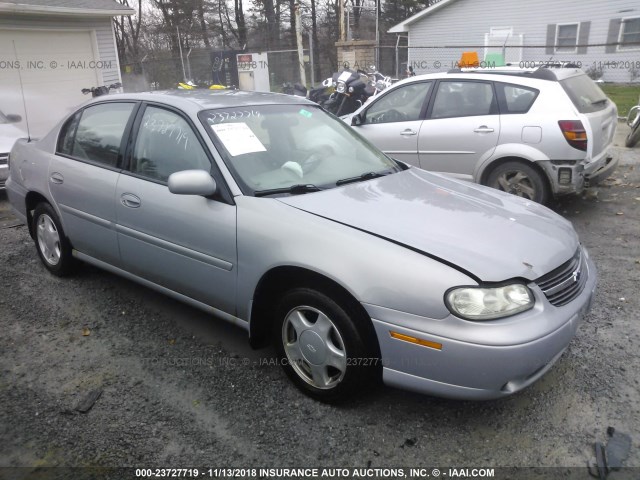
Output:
[
  {"xmin": 0, "ymin": 110, "xmax": 26, "ymax": 190},
  {"xmin": 343, "ymin": 66, "xmax": 618, "ymax": 204},
  {"xmin": 7, "ymin": 90, "xmax": 596, "ymax": 402}
]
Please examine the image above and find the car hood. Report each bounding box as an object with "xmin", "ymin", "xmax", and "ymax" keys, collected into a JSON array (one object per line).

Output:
[
  {"xmin": 277, "ymin": 169, "xmax": 578, "ymax": 282},
  {"xmin": 0, "ymin": 123, "xmax": 27, "ymax": 153}
]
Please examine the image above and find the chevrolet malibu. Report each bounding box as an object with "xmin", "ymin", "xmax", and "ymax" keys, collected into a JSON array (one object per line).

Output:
[{"xmin": 6, "ymin": 90, "xmax": 596, "ymax": 402}]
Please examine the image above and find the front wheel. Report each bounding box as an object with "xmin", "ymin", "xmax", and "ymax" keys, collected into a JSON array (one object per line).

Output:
[
  {"xmin": 32, "ymin": 203, "xmax": 75, "ymax": 276},
  {"xmin": 273, "ymin": 288, "xmax": 380, "ymax": 402},
  {"xmin": 625, "ymin": 121, "xmax": 640, "ymax": 148},
  {"xmin": 486, "ymin": 161, "xmax": 550, "ymax": 205}
]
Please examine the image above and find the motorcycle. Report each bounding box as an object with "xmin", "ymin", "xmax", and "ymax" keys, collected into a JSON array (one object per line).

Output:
[
  {"xmin": 625, "ymin": 94, "xmax": 640, "ymax": 148},
  {"xmin": 320, "ymin": 66, "xmax": 395, "ymax": 116},
  {"xmin": 308, "ymin": 77, "xmax": 335, "ymax": 105},
  {"xmin": 322, "ymin": 69, "xmax": 374, "ymax": 117},
  {"xmin": 282, "ymin": 82, "xmax": 308, "ymax": 97},
  {"xmin": 81, "ymin": 82, "xmax": 122, "ymax": 98}
]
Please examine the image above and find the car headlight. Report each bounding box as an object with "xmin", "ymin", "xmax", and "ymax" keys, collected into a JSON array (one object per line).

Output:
[{"xmin": 445, "ymin": 284, "xmax": 534, "ymax": 320}]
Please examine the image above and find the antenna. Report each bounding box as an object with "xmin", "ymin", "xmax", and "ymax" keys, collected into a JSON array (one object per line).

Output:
[{"xmin": 12, "ymin": 40, "xmax": 31, "ymax": 142}]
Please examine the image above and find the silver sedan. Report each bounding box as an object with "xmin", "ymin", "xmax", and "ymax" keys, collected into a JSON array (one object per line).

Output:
[{"xmin": 6, "ymin": 90, "xmax": 596, "ymax": 402}]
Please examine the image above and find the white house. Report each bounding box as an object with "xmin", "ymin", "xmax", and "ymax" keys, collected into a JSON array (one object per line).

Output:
[
  {"xmin": 0, "ymin": 0, "xmax": 134, "ymax": 136},
  {"xmin": 389, "ymin": 0, "xmax": 640, "ymax": 83}
]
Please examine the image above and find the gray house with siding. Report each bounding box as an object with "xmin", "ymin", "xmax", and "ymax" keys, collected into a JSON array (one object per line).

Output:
[
  {"xmin": 0, "ymin": 0, "xmax": 134, "ymax": 136},
  {"xmin": 389, "ymin": 0, "xmax": 640, "ymax": 83}
]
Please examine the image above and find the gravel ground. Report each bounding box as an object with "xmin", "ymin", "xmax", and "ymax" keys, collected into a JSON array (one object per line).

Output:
[{"xmin": 0, "ymin": 126, "xmax": 638, "ymax": 479}]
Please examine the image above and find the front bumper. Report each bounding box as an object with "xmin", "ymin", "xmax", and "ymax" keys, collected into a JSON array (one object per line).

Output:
[{"xmin": 366, "ymin": 255, "xmax": 597, "ymax": 400}]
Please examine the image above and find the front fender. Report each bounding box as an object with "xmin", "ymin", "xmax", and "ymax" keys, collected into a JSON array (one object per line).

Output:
[{"xmin": 235, "ymin": 196, "xmax": 475, "ymax": 322}]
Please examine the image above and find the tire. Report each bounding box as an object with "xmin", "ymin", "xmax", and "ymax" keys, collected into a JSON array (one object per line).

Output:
[
  {"xmin": 625, "ymin": 121, "xmax": 640, "ymax": 148},
  {"xmin": 486, "ymin": 161, "xmax": 550, "ymax": 205},
  {"xmin": 273, "ymin": 287, "xmax": 380, "ymax": 403},
  {"xmin": 32, "ymin": 203, "xmax": 75, "ymax": 276}
]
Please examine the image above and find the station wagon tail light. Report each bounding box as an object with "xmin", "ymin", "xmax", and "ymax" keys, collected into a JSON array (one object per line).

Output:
[
  {"xmin": 558, "ymin": 120, "xmax": 587, "ymax": 151},
  {"xmin": 445, "ymin": 284, "xmax": 534, "ymax": 321}
]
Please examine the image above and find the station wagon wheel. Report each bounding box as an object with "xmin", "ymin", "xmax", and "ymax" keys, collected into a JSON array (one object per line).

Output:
[
  {"xmin": 486, "ymin": 161, "xmax": 550, "ymax": 205},
  {"xmin": 273, "ymin": 287, "xmax": 380, "ymax": 402},
  {"xmin": 32, "ymin": 203, "xmax": 75, "ymax": 276}
]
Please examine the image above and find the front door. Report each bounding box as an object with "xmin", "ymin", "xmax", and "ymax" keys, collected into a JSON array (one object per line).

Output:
[
  {"xmin": 353, "ymin": 81, "xmax": 433, "ymax": 166},
  {"xmin": 115, "ymin": 104, "xmax": 238, "ymax": 313}
]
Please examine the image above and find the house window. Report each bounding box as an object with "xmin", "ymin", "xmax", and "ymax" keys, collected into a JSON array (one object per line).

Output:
[
  {"xmin": 556, "ymin": 24, "xmax": 579, "ymax": 52},
  {"xmin": 619, "ymin": 17, "xmax": 640, "ymax": 50}
]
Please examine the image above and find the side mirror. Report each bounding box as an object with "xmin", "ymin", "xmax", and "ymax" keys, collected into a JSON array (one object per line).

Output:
[
  {"xmin": 351, "ymin": 113, "xmax": 363, "ymax": 126},
  {"xmin": 6, "ymin": 114, "xmax": 22, "ymax": 123},
  {"xmin": 168, "ymin": 170, "xmax": 217, "ymax": 196}
]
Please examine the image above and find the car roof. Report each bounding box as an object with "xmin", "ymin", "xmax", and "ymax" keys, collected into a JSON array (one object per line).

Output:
[
  {"xmin": 397, "ymin": 66, "xmax": 585, "ymax": 87},
  {"xmin": 87, "ymin": 89, "xmax": 315, "ymax": 114}
]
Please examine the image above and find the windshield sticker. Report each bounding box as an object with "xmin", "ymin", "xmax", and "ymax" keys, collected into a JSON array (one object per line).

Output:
[
  {"xmin": 211, "ymin": 122, "xmax": 266, "ymax": 156},
  {"xmin": 298, "ymin": 109, "xmax": 312, "ymax": 118},
  {"xmin": 338, "ymin": 70, "xmax": 352, "ymax": 82},
  {"xmin": 207, "ymin": 110, "xmax": 261, "ymax": 124}
]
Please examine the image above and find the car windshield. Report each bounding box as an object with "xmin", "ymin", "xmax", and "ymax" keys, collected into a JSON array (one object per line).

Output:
[{"xmin": 200, "ymin": 104, "xmax": 400, "ymax": 196}]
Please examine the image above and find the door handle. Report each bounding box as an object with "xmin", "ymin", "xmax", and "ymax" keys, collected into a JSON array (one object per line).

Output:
[
  {"xmin": 474, "ymin": 126, "xmax": 495, "ymax": 133},
  {"xmin": 120, "ymin": 193, "xmax": 141, "ymax": 208},
  {"xmin": 400, "ymin": 129, "xmax": 417, "ymax": 136},
  {"xmin": 49, "ymin": 172, "xmax": 64, "ymax": 184}
]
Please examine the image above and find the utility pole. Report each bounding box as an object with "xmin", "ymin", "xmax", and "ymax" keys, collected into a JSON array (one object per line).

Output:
[
  {"xmin": 339, "ymin": 0, "xmax": 345, "ymax": 41},
  {"xmin": 295, "ymin": 3, "xmax": 306, "ymax": 86}
]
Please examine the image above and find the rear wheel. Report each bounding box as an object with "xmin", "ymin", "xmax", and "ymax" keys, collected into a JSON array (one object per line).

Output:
[
  {"xmin": 486, "ymin": 161, "xmax": 550, "ymax": 205},
  {"xmin": 32, "ymin": 203, "xmax": 74, "ymax": 276},
  {"xmin": 273, "ymin": 287, "xmax": 379, "ymax": 402}
]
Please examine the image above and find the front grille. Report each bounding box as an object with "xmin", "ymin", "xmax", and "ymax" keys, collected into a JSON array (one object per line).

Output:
[
  {"xmin": 536, "ymin": 248, "xmax": 587, "ymax": 307},
  {"xmin": 0, "ymin": 153, "xmax": 8, "ymax": 165}
]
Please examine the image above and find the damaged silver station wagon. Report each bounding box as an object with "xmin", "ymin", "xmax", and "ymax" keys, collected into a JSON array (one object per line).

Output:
[{"xmin": 6, "ymin": 90, "xmax": 596, "ymax": 402}]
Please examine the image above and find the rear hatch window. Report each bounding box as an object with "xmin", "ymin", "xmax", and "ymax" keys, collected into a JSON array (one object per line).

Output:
[{"xmin": 560, "ymin": 74, "xmax": 609, "ymax": 113}]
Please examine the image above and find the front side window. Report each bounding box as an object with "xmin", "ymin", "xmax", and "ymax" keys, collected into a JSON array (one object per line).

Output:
[
  {"xmin": 363, "ymin": 82, "xmax": 432, "ymax": 124},
  {"xmin": 200, "ymin": 104, "xmax": 400, "ymax": 195},
  {"xmin": 619, "ymin": 17, "xmax": 640, "ymax": 50},
  {"xmin": 431, "ymin": 81, "xmax": 495, "ymax": 119},
  {"xmin": 130, "ymin": 106, "xmax": 211, "ymax": 182},
  {"xmin": 556, "ymin": 24, "xmax": 579, "ymax": 52},
  {"xmin": 69, "ymin": 103, "xmax": 135, "ymax": 167}
]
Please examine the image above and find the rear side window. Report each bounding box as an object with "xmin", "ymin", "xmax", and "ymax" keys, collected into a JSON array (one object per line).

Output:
[
  {"xmin": 496, "ymin": 83, "xmax": 539, "ymax": 114},
  {"xmin": 431, "ymin": 81, "xmax": 496, "ymax": 119},
  {"xmin": 560, "ymin": 74, "xmax": 608, "ymax": 113},
  {"xmin": 65, "ymin": 103, "xmax": 135, "ymax": 167},
  {"xmin": 57, "ymin": 112, "xmax": 82, "ymax": 155}
]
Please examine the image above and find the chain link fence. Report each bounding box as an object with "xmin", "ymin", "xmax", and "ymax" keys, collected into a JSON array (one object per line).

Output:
[
  {"xmin": 376, "ymin": 43, "xmax": 640, "ymax": 83},
  {"xmin": 120, "ymin": 47, "xmax": 337, "ymax": 93}
]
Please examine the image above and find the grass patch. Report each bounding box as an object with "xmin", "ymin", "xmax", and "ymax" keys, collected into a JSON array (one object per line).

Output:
[{"xmin": 600, "ymin": 84, "xmax": 639, "ymax": 117}]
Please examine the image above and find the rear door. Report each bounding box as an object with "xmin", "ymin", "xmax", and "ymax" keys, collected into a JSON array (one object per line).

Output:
[
  {"xmin": 50, "ymin": 102, "xmax": 137, "ymax": 265},
  {"xmin": 351, "ymin": 81, "xmax": 433, "ymax": 166},
  {"xmin": 418, "ymin": 80, "xmax": 500, "ymax": 180}
]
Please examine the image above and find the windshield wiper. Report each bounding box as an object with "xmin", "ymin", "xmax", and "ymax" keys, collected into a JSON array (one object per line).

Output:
[
  {"xmin": 254, "ymin": 184, "xmax": 322, "ymax": 197},
  {"xmin": 336, "ymin": 171, "xmax": 388, "ymax": 186}
]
